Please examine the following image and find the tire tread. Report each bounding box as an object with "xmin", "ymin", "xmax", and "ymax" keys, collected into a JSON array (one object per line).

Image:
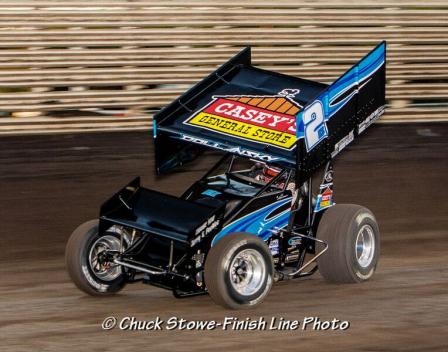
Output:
[{"xmin": 317, "ymin": 204, "xmax": 379, "ymax": 283}]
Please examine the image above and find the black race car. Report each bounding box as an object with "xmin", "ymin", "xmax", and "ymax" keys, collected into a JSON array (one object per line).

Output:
[{"xmin": 66, "ymin": 42, "xmax": 386, "ymax": 309}]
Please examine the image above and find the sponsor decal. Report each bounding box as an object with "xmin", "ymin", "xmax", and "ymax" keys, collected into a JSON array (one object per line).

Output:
[
  {"xmin": 276, "ymin": 193, "xmax": 290, "ymax": 201},
  {"xmin": 180, "ymin": 134, "xmax": 283, "ymax": 162},
  {"xmin": 269, "ymin": 239, "xmax": 280, "ymax": 256},
  {"xmin": 184, "ymin": 94, "xmax": 302, "ymax": 150},
  {"xmin": 320, "ymin": 188, "xmax": 333, "ymax": 208},
  {"xmin": 324, "ymin": 169, "xmax": 333, "ymax": 183},
  {"xmin": 278, "ymin": 88, "xmax": 301, "ymax": 98},
  {"xmin": 82, "ymin": 264, "xmax": 109, "ymax": 292},
  {"xmin": 288, "ymin": 236, "xmax": 302, "ymax": 246},
  {"xmin": 331, "ymin": 130, "xmax": 354, "ymax": 158},
  {"xmin": 201, "ymin": 189, "xmax": 221, "ymax": 198},
  {"xmin": 285, "ymin": 253, "xmax": 300, "ymax": 263},
  {"xmin": 191, "ymin": 215, "xmax": 221, "ymax": 247},
  {"xmin": 314, "ymin": 187, "xmax": 334, "ymax": 212},
  {"xmin": 358, "ymin": 105, "xmax": 385, "ymax": 134}
]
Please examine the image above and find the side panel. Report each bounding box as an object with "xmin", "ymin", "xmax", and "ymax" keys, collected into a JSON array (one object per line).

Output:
[
  {"xmin": 296, "ymin": 41, "xmax": 386, "ymax": 180},
  {"xmin": 211, "ymin": 194, "xmax": 292, "ymax": 246}
]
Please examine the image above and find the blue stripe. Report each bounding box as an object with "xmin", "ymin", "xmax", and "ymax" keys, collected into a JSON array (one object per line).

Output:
[
  {"xmin": 153, "ymin": 120, "xmax": 157, "ymax": 138},
  {"xmin": 211, "ymin": 197, "xmax": 292, "ymax": 246},
  {"xmin": 296, "ymin": 42, "xmax": 385, "ymax": 139}
]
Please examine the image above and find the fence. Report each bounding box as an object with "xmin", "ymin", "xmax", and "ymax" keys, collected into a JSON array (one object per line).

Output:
[{"xmin": 0, "ymin": 1, "xmax": 447, "ymax": 134}]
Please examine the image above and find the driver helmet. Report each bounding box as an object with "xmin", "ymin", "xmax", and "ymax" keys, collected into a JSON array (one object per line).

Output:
[
  {"xmin": 255, "ymin": 164, "xmax": 281, "ymax": 183},
  {"xmin": 263, "ymin": 165, "xmax": 281, "ymax": 179}
]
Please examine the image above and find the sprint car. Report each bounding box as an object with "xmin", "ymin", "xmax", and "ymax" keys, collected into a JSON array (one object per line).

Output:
[{"xmin": 66, "ymin": 42, "xmax": 386, "ymax": 309}]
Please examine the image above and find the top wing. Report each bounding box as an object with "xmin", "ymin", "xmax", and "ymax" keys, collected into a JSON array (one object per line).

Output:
[
  {"xmin": 153, "ymin": 42, "xmax": 386, "ymax": 176},
  {"xmin": 153, "ymin": 47, "xmax": 325, "ymax": 173}
]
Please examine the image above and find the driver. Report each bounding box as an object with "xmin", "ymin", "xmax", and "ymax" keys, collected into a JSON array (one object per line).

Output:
[
  {"xmin": 250, "ymin": 162, "xmax": 283, "ymax": 184},
  {"xmin": 249, "ymin": 161, "xmax": 296, "ymax": 195}
]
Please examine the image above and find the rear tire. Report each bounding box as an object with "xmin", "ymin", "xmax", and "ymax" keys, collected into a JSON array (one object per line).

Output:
[
  {"xmin": 204, "ymin": 232, "xmax": 274, "ymax": 309},
  {"xmin": 316, "ymin": 204, "xmax": 380, "ymax": 283},
  {"xmin": 65, "ymin": 220, "xmax": 127, "ymax": 296}
]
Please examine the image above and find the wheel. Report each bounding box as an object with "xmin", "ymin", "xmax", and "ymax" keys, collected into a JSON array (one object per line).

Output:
[
  {"xmin": 316, "ymin": 204, "xmax": 380, "ymax": 283},
  {"xmin": 204, "ymin": 232, "xmax": 274, "ymax": 309},
  {"xmin": 65, "ymin": 220, "xmax": 127, "ymax": 295}
]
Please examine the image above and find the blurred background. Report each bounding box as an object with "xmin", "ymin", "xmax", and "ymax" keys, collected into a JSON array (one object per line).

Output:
[
  {"xmin": 0, "ymin": 0, "xmax": 447, "ymax": 134},
  {"xmin": 1, "ymin": 1, "xmax": 447, "ymax": 351}
]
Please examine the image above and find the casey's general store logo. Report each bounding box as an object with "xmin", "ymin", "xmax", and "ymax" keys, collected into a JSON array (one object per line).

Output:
[{"xmin": 183, "ymin": 94, "xmax": 302, "ymax": 150}]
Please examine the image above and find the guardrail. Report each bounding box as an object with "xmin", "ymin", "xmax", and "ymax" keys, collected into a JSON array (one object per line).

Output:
[{"xmin": 0, "ymin": 1, "xmax": 447, "ymax": 134}]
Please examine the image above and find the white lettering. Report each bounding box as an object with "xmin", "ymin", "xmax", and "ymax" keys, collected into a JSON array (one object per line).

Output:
[{"xmin": 214, "ymin": 102, "xmax": 233, "ymax": 113}]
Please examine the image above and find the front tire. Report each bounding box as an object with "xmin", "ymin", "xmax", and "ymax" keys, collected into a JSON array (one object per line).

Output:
[
  {"xmin": 316, "ymin": 204, "xmax": 380, "ymax": 283},
  {"xmin": 204, "ymin": 232, "xmax": 274, "ymax": 309},
  {"xmin": 65, "ymin": 220, "xmax": 127, "ymax": 296}
]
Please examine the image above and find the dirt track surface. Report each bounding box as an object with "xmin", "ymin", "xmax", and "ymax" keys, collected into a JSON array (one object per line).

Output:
[{"xmin": 1, "ymin": 123, "xmax": 447, "ymax": 351}]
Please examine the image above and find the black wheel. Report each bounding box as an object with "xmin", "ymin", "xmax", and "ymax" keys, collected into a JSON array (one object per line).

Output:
[
  {"xmin": 204, "ymin": 232, "xmax": 274, "ymax": 309},
  {"xmin": 316, "ymin": 204, "xmax": 380, "ymax": 283},
  {"xmin": 65, "ymin": 220, "xmax": 127, "ymax": 296}
]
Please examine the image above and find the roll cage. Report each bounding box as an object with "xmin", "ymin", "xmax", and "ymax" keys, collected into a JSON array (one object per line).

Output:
[{"xmin": 181, "ymin": 153, "xmax": 294, "ymax": 224}]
